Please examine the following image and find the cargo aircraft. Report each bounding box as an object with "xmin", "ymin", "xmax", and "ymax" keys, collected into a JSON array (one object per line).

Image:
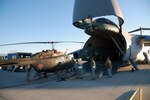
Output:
[{"xmin": 72, "ymin": 0, "xmax": 150, "ymax": 71}]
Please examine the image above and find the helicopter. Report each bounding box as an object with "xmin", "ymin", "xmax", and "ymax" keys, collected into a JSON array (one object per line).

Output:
[{"xmin": 0, "ymin": 41, "xmax": 84, "ymax": 81}]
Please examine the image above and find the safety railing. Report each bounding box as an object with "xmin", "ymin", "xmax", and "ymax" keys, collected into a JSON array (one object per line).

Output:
[{"xmin": 129, "ymin": 88, "xmax": 142, "ymax": 100}]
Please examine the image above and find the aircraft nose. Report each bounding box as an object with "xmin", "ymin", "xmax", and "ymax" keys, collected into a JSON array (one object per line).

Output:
[{"xmin": 73, "ymin": 0, "xmax": 124, "ymax": 29}]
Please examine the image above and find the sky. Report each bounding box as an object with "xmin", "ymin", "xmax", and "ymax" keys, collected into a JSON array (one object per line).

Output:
[{"xmin": 0, "ymin": 0, "xmax": 150, "ymax": 55}]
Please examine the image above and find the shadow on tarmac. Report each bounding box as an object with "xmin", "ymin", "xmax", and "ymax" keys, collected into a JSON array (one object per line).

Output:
[
  {"xmin": 0, "ymin": 65, "xmax": 150, "ymax": 90},
  {"xmin": 116, "ymin": 91, "xmax": 135, "ymax": 100}
]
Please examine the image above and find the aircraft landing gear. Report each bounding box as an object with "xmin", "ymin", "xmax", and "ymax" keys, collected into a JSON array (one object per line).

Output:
[{"xmin": 34, "ymin": 71, "xmax": 48, "ymax": 79}]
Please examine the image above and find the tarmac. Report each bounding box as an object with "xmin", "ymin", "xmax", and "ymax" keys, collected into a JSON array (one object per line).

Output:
[{"xmin": 0, "ymin": 65, "xmax": 150, "ymax": 100}]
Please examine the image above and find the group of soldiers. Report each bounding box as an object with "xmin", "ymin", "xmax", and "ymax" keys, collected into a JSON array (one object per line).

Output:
[{"xmin": 72, "ymin": 57, "xmax": 113, "ymax": 80}]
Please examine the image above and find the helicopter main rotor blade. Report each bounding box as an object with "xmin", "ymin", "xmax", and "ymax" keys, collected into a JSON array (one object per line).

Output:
[
  {"xmin": 54, "ymin": 41, "xmax": 85, "ymax": 44},
  {"xmin": 0, "ymin": 42, "xmax": 50, "ymax": 46},
  {"xmin": 0, "ymin": 41, "xmax": 85, "ymax": 46},
  {"xmin": 129, "ymin": 27, "xmax": 150, "ymax": 33},
  {"xmin": 129, "ymin": 29, "xmax": 141, "ymax": 33},
  {"xmin": 141, "ymin": 28, "xmax": 150, "ymax": 30}
]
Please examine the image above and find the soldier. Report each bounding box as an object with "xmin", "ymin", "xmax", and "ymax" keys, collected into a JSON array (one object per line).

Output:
[
  {"xmin": 26, "ymin": 64, "xmax": 31, "ymax": 82},
  {"xmin": 73, "ymin": 59, "xmax": 83, "ymax": 79},
  {"xmin": 105, "ymin": 57, "xmax": 113, "ymax": 78},
  {"xmin": 90, "ymin": 58, "xmax": 96, "ymax": 80}
]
